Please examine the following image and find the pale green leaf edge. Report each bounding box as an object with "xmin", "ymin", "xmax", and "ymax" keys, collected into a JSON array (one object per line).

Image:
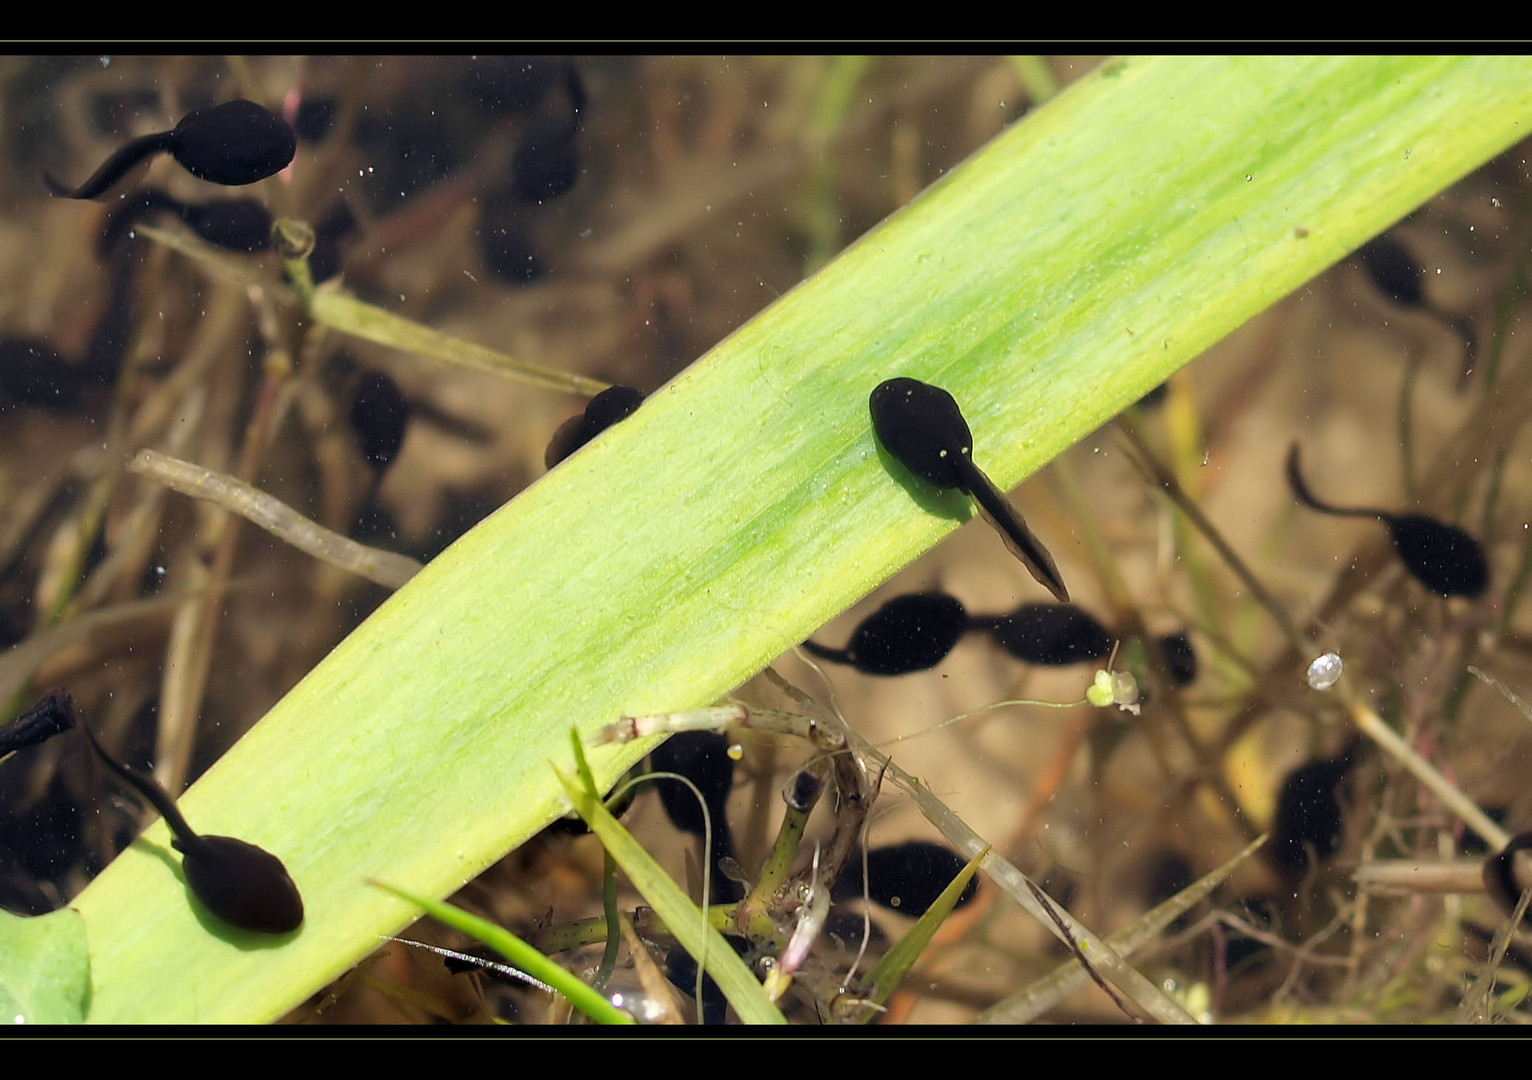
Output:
[{"xmin": 48, "ymin": 56, "xmax": 1529, "ymax": 1023}]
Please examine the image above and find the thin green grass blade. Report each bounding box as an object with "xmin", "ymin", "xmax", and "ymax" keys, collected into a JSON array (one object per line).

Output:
[
  {"xmin": 63, "ymin": 56, "xmax": 1532, "ymax": 1023},
  {"xmin": 552, "ymin": 757, "xmax": 787, "ymax": 1025},
  {"xmin": 369, "ymin": 882, "xmax": 634, "ymax": 1025},
  {"xmin": 0, "ymin": 908, "xmax": 88, "ymax": 1025},
  {"xmin": 857, "ymin": 845, "xmax": 988, "ymax": 1015},
  {"xmin": 976, "ymin": 833, "xmax": 1270, "ymax": 1023}
]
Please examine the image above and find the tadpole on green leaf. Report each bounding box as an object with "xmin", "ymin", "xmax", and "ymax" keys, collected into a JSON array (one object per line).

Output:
[
  {"xmin": 1286, "ymin": 443, "xmax": 1488, "ymax": 598},
  {"xmin": 870, "ymin": 377, "xmax": 1068, "ymax": 602},
  {"xmin": 544, "ymin": 385, "xmax": 644, "ymax": 468},
  {"xmin": 77, "ymin": 701, "xmax": 303, "ymax": 935}
]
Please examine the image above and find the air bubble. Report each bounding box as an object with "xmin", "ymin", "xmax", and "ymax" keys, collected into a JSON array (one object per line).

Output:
[{"xmin": 1307, "ymin": 652, "xmax": 1343, "ymax": 691}]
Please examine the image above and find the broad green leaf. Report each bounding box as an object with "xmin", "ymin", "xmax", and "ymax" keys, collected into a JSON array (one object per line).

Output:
[
  {"xmin": 65, "ymin": 56, "xmax": 1532, "ymax": 1023},
  {"xmin": 0, "ymin": 907, "xmax": 89, "ymax": 1025}
]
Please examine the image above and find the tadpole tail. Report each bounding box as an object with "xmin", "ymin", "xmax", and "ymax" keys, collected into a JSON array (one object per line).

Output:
[
  {"xmin": 97, "ymin": 188, "xmax": 184, "ymax": 256},
  {"xmin": 80, "ymin": 716, "xmax": 199, "ymax": 846},
  {"xmin": 43, "ymin": 130, "xmax": 177, "ymax": 199},
  {"xmin": 1285, "ymin": 443, "xmax": 1390, "ymax": 521},
  {"xmin": 800, "ymin": 638, "xmax": 854, "ymax": 666},
  {"xmin": 961, "ymin": 459, "xmax": 1070, "ymax": 603}
]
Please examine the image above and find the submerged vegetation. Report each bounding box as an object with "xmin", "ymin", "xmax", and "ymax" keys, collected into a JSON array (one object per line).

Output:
[{"xmin": 1, "ymin": 56, "xmax": 1532, "ymax": 1025}]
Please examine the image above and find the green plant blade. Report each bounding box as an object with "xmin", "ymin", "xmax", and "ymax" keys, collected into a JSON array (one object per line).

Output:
[
  {"xmin": 555, "ymin": 735, "xmax": 786, "ymax": 1025},
  {"xmin": 369, "ymin": 882, "xmax": 634, "ymax": 1025},
  {"xmin": 0, "ymin": 907, "xmax": 89, "ymax": 1025},
  {"xmin": 63, "ymin": 56, "xmax": 1532, "ymax": 1023}
]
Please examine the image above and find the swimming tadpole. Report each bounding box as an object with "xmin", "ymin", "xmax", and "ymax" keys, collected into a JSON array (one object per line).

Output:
[
  {"xmin": 46, "ymin": 99, "xmax": 296, "ymax": 200},
  {"xmin": 802, "ymin": 591, "xmax": 970, "ymax": 676},
  {"xmin": 1286, "ymin": 443, "xmax": 1488, "ymax": 599},
  {"xmin": 969, "ymin": 602, "xmax": 1114, "ymax": 667},
  {"xmin": 870, "ymin": 377, "xmax": 1068, "ymax": 602}
]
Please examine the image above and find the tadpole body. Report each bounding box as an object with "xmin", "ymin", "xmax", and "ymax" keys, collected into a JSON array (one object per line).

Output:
[
  {"xmin": 869, "ymin": 377, "xmax": 1068, "ymax": 602},
  {"xmin": 510, "ymin": 61, "xmax": 585, "ymax": 202},
  {"xmin": 1358, "ymin": 235, "xmax": 1477, "ymax": 382},
  {"xmin": 803, "ymin": 591, "xmax": 969, "ymax": 676},
  {"xmin": 46, "ymin": 99, "xmax": 296, "ymax": 200},
  {"xmin": 0, "ymin": 337, "xmax": 94, "ymax": 410},
  {"xmin": 1268, "ymin": 743, "xmax": 1357, "ymax": 871},
  {"xmin": 649, "ymin": 732, "xmax": 742, "ymax": 903},
  {"xmin": 79, "ymin": 707, "xmax": 303, "ymax": 934},
  {"xmin": 1158, "ymin": 631, "xmax": 1198, "ymax": 687},
  {"xmin": 970, "ymin": 602, "xmax": 1113, "ymax": 666},
  {"xmin": 349, "ymin": 372, "xmax": 412, "ymax": 475},
  {"xmin": 544, "ymin": 385, "xmax": 644, "ymax": 468},
  {"xmin": 99, "ymin": 188, "xmax": 272, "ymax": 257},
  {"xmin": 1482, "ymin": 829, "xmax": 1532, "ymax": 925},
  {"xmin": 834, "ymin": 840, "xmax": 979, "ymax": 913},
  {"xmin": 1286, "ymin": 443, "xmax": 1488, "ymax": 598}
]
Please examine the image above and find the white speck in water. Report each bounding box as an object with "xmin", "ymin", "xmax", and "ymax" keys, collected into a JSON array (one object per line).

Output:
[
  {"xmin": 98, "ymin": 57, "xmax": 111, "ymax": 69},
  {"xmin": 1307, "ymin": 652, "xmax": 1343, "ymax": 691}
]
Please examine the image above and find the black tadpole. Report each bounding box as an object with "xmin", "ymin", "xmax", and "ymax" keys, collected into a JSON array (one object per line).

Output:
[
  {"xmin": 833, "ymin": 840, "xmax": 979, "ymax": 913},
  {"xmin": 649, "ymin": 732, "xmax": 742, "ymax": 903},
  {"xmin": 802, "ymin": 591, "xmax": 969, "ymax": 675},
  {"xmin": 1483, "ymin": 829, "xmax": 1532, "ymax": 925},
  {"xmin": 870, "ymin": 378, "xmax": 1068, "ymax": 602},
  {"xmin": 1267, "ymin": 741, "xmax": 1359, "ymax": 871},
  {"xmin": 79, "ymin": 710, "xmax": 303, "ymax": 934},
  {"xmin": 1286, "ymin": 443, "xmax": 1488, "ymax": 598},
  {"xmin": 46, "ymin": 99, "xmax": 296, "ymax": 200},
  {"xmin": 98, "ymin": 188, "xmax": 273, "ymax": 257},
  {"xmin": 969, "ymin": 602, "xmax": 1113, "ymax": 667},
  {"xmin": 1358, "ymin": 236, "xmax": 1477, "ymax": 385},
  {"xmin": 349, "ymin": 371, "xmax": 412, "ymax": 474},
  {"xmin": 544, "ymin": 385, "xmax": 645, "ymax": 468}
]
